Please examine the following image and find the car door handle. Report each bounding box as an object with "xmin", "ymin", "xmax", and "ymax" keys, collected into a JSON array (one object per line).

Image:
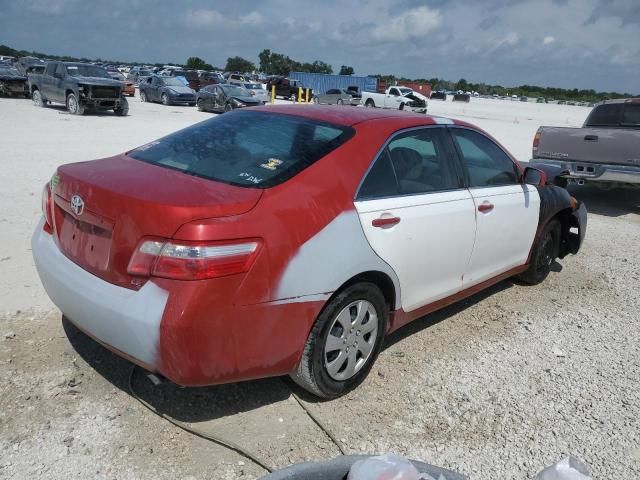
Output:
[
  {"xmin": 478, "ymin": 202, "xmax": 494, "ymax": 213},
  {"xmin": 372, "ymin": 216, "xmax": 401, "ymax": 228},
  {"xmin": 584, "ymin": 134, "xmax": 598, "ymax": 141}
]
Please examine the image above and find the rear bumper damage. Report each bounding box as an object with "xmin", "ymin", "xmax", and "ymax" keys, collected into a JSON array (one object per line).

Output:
[{"xmin": 532, "ymin": 158, "xmax": 640, "ymax": 184}]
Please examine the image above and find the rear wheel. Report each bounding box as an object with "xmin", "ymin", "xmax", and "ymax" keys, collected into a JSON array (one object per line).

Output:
[
  {"xmin": 66, "ymin": 93, "xmax": 84, "ymax": 115},
  {"xmin": 224, "ymin": 102, "xmax": 233, "ymax": 112},
  {"xmin": 196, "ymin": 99, "xmax": 205, "ymax": 111},
  {"xmin": 365, "ymin": 99, "xmax": 375, "ymax": 108},
  {"xmin": 161, "ymin": 93, "xmax": 170, "ymax": 106},
  {"xmin": 518, "ymin": 219, "xmax": 561, "ymax": 285},
  {"xmin": 291, "ymin": 282, "xmax": 387, "ymax": 399},
  {"xmin": 337, "ymin": 98, "xmax": 344, "ymax": 105},
  {"xmin": 32, "ymin": 90, "xmax": 45, "ymax": 108},
  {"xmin": 313, "ymin": 96, "xmax": 319, "ymax": 104},
  {"xmin": 139, "ymin": 90, "xmax": 147, "ymax": 102}
]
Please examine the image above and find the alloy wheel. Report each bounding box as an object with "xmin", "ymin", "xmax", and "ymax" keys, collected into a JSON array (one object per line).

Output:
[{"xmin": 324, "ymin": 300, "xmax": 378, "ymax": 381}]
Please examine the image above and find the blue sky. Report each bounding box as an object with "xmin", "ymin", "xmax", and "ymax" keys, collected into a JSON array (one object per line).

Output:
[{"xmin": 1, "ymin": 0, "xmax": 638, "ymax": 93}]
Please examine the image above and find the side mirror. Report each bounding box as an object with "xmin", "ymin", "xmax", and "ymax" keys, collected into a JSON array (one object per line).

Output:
[{"xmin": 523, "ymin": 166, "xmax": 547, "ymax": 186}]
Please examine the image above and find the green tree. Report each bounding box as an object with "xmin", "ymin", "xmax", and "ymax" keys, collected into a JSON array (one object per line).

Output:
[
  {"xmin": 339, "ymin": 65, "xmax": 354, "ymax": 75},
  {"xmin": 186, "ymin": 56, "xmax": 213, "ymax": 71},
  {"xmin": 455, "ymin": 78, "xmax": 468, "ymax": 91},
  {"xmin": 225, "ymin": 56, "xmax": 255, "ymax": 73}
]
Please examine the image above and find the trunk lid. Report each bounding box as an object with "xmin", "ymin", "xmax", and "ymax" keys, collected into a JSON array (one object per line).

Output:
[
  {"xmin": 52, "ymin": 154, "xmax": 262, "ymax": 289},
  {"xmin": 536, "ymin": 126, "xmax": 640, "ymax": 167}
]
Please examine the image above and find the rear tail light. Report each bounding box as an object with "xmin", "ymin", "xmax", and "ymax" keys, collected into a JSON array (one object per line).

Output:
[
  {"xmin": 127, "ymin": 238, "xmax": 261, "ymax": 280},
  {"xmin": 41, "ymin": 183, "xmax": 53, "ymax": 233},
  {"xmin": 532, "ymin": 127, "xmax": 542, "ymax": 155}
]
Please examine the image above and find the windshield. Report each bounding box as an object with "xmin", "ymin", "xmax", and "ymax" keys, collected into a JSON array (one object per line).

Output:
[
  {"xmin": 0, "ymin": 67, "xmax": 21, "ymax": 75},
  {"xmin": 129, "ymin": 111, "xmax": 354, "ymax": 188},
  {"xmin": 161, "ymin": 77, "xmax": 185, "ymax": 87},
  {"xmin": 398, "ymin": 87, "xmax": 413, "ymax": 96},
  {"xmin": 65, "ymin": 64, "xmax": 110, "ymax": 78},
  {"xmin": 243, "ymin": 83, "xmax": 262, "ymax": 90},
  {"xmin": 220, "ymin": 85, "xmax": 248, "ymax": 96}
]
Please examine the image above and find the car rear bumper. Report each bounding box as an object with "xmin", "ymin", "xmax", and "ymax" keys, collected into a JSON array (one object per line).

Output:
[
  {"xmin": 532, "ymin": 158, "xmax": 640, "ymax": 184},
  {"xmin": 32, "ymin": 220, "xmax": 167, "ymax": 370},
  {"xmin": 32, "ymin": 219, "xmax": 325, "ymax": 386}
]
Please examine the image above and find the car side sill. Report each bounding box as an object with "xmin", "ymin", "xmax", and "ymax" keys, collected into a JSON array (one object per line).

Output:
[{"xmin": 388, "ymin": 264, "xmax": 528, "ymax": 332}]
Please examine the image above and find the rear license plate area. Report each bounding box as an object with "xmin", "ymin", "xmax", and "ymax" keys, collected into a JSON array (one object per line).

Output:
[{"xmin": 56, "ymin": 208, "xmax": 113, "ymax": 272}]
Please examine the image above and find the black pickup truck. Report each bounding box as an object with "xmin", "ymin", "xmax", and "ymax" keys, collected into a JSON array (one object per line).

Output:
[
  {"xmin": 266, "ymin": 76, "xmax": 312, "ymax": 101},
  {"xmin": 28, "ymin": 61, "xmax": 129, "ymax": 115}
]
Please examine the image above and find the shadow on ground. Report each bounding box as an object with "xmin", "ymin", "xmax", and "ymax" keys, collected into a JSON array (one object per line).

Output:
[{"xmin": 569, "ymin": 184, "xmax": 640, "ymax": 217}]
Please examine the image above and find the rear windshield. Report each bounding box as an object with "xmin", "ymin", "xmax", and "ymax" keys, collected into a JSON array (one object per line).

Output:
[
  {"xmin": 586, "ymin": 102, "xmax": 640, "ymax": 127},
  {"xmin": 129, "ymin": 111, "xmax": 355, "ymax": 188}
]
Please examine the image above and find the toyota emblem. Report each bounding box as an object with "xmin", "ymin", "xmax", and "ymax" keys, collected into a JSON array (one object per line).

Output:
[{"xmin": 70, "ymin": 195, "xmax": 84, "ymax": 216}]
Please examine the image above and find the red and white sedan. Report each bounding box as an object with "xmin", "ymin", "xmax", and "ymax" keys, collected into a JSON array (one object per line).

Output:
[{"xmin": 33, "ymin": 106, "xmax": 586, "ymax": 398}]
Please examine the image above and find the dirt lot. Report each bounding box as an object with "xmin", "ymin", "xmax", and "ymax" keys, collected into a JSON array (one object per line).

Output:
[{"xmin": 1, "ymin": 95, "xmax": 639, "ymax": 479}]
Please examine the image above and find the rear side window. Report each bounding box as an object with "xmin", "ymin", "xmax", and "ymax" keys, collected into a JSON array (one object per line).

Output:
[
  {"xmin": 586, "ymin": 104, "xmax": 621, "ymax": 126},
  {"xmin": 358, "ymin": 128, "xmax": 462, "ymax": 199},
  {"xmin": 621, "ymin": 104, "xmax": 640, "ymax": 126},
  {"xmin": 451, "ymin": 128, "xmax": 520, "ymax": 187},
  {"xmin": 129, "ymin": 111, "xmax": 354, "ymax": 188}
]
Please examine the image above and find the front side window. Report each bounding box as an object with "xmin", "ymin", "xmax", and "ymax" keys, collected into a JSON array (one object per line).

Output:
[
  {"xmin": 389, "ymin": 88, "xmax": 400, "ymax": 96},
  {"xmin": 451, "ymin": 128, "xmax": 520, "ymax": 187},
  {"xmin": 129, "ymin": 111, "xmax": 354, "ymax": 188},
  {"xmin": 358, "ymin": 128, "xmax": 462, "ymax": 199}
]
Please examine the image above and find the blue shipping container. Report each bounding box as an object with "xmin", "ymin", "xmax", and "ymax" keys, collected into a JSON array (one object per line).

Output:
[{"xmin": 288, "ymin": 72, "xmax": 378, "ymax": 95}]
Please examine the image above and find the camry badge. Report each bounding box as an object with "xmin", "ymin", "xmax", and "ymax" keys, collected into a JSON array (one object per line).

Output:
[{"xmin": 70, "ymin": 195, "xmax": 84, "ymax": 216}]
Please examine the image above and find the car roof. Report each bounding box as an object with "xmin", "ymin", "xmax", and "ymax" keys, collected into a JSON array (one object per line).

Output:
[
  {"xmin": 253, "ymin": 105, "xmax": 453, "ymax": 127},
  {"xmin": 598, "ymin": 97, "xmax": 640, "ymax": 105}
]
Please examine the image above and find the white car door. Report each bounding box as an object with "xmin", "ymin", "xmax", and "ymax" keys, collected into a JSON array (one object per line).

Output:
[
  {"xmin": 385, "ymin": 88, "xmax": 403, "ymax": 109},
  {"xmin": 355, "ymin": 127, "xmax": 477, "ymax": 313},
  {"xmin": 449, "ymin": 127, "xmax": 540, "ymax": 286}
]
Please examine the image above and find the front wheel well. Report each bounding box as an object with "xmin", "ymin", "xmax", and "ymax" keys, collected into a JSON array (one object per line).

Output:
[
  {"xmin": 550, "ymin": 208, "xmax": 579, "ymax": 258},
  {"xmin": 66, "ymin": 89, "xmax": 76, "ymax": 98}
]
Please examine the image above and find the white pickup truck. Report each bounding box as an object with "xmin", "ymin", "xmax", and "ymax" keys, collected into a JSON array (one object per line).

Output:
[{"xmin": 361, "ymin": 86, "xmax": 428, "ymax": 113}]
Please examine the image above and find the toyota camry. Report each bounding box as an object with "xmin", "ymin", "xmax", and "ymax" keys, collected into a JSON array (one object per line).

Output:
[{"xmin": 33, "ymin": 106, "xmax": 586, "ymax": 399}]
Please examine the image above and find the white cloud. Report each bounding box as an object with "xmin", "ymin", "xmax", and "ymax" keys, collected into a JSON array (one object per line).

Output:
[
  {"xmin": 239, "ymin": 11, "xmax": 264, "ymax": 26},
  {"xmin": 543, "ymin": 36, "xmax": 555, "ymax": 44},
  {"xmin": 184, "ymin": 9, "xmax": 224, "ymax": 29},
  {"xmin": 371, "ymin": 6, "xmax": 442, "ymax": 42},
  {"xmin": 27, "ymin": 0, "xmax": 77, "ymax": 15}
]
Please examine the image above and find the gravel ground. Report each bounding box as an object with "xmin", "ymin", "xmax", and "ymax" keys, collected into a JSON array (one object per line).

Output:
[{"xmin": 0, "ymin": 95, "xmax": 639, "ymax": 479}]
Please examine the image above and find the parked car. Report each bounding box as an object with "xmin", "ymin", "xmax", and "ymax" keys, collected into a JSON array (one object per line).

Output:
[
  {"xmin": 106, "ymin": 69, "xmax": 135, "ymax": 96},
  {"xmin": 128, "ymin": 66, "xmax": 153, "ymax": 83},
  {"xmin": 0, "ymin": 64, "xmax": 29, "ymax": 97},
  {"xmin": 242, "ymin": 82, "xmax": 269, "ymax": 103},
  {"xmin": 195, "ymin": 83, "xmax": 261, "ymax": 112},
  {"xmin": 430, "ymin": 91, "xmax": 447, "ymax": 101},
  {"xmin": 266, "ymin": 75, "xmax": 313, "ymax": 100},
  {"xmin": 520, "ymin": 96, "xmax": 528, "ymax": 102},
  {"xmin": 452, "ymin": 93, "xmax": 471, "ymax": 103},
  {"xmin": 198, "ymin": 71, "xmax": 224, "ymax": 89},
  {"xmin": 531, "ymin": 98, "xmax": 640, "ymax": 187},
  {"xmin": 224, "ymin": 73, "xmax": 249, "ymax": 86},
  {"xmin": 28, "ymin": 61, "xmax": 128, "ymax": 115},
  {"xmin": 362, "ymin": 86, "xmax": 428, "ymax": 113},
  {"xmin": 168, "ymin": 69, "xmax": 200, "ymax": 91},
  {"xmin": 345, "ymin": 85, "xmax": 362, "ymax": 100},
  {"xmin": 33, "ymin": 106, "xmax": 586, "ymax": 399},
  {"xmin": 139, "ymin": 75, "xmax": 196, "ymax": 106},
  {"xmin": 537, "ymin": 97, "xmax": 547, "ymax": 104},
  {"xmin": 14, "ymin": 56, "xmax": 45, "ymax": 76},
  {"xmin": 313, "ymin": 88, "xmax": 359, "ymax": 106}
]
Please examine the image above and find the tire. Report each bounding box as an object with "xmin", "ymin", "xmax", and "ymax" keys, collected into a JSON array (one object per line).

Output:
[
  {"xmin": 518, "ymin": 219, "xmax": 561, "ymax": 285},
  {"xmin": 139, "ymin": 90, "xmax": 147, "ymax": 102},
  {"xmin": 365, "ymin": 99, "xmax": 375, "ymax": 108},
  {"xmin": 161, "ymin": 93, "xmax": 171, "ymax": 106},
  {"xmin": 291, "ymin": 282, "xmax": 387, "ymax": 399},
  {"xmin": 66, "ymin": 93, "xmax": 84, "ymax": 115},
  {"xmin": 196, "ymin": 99, "xmax": 205, "ymax": 112},
  {"xmin": 188, "ymin": 102, "xmax": 196, "ymax": 107},
  {"xmin": 113, "ymin": 97, "xmax": 129, "ymax": 116},
  {"xmin": 337, "ymin": 98, "xmax": 344, "ymax": 105},
  {"xmin": 32, "ymin": 90, "xmax": 45, "ymax": 108},
  {"xmin": 289, "ymin": 93, "xmax": 296, "ymax": 102},
  {"xmin": 224, "ymin": 102, "xmax": 233, "ymax": 112},
  {"xmin": 399, "ymin": 102, "xmax": 405, "ymax": 111},
  {"xmin": 313, "ymin": 96, "xmax": 319, "ymax": 104}
]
